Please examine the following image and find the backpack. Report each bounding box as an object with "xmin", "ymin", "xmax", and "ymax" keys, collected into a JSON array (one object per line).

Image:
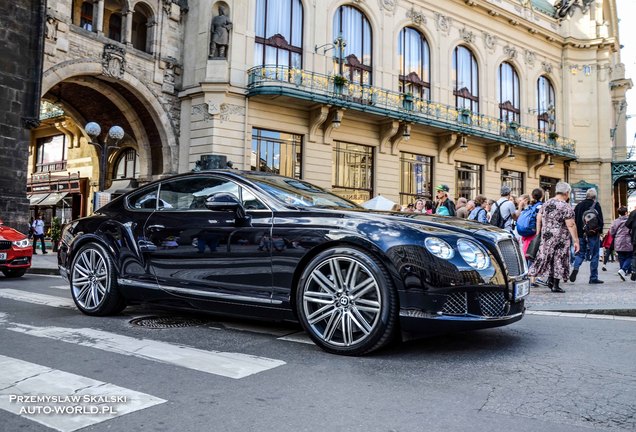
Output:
[
  {"xmin": 516, "ymin": 202, "xmax": 541, "ymax": 237},
  {"xmin": 583, "ymin": 204, "xmax": 600, "ymax": 236},
  {"xmin": 489, "ymin": 199, "xmax": 510, "ymax": 229}
]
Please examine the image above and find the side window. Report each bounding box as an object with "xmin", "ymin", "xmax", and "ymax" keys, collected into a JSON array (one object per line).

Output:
[
  {"xmin": 128, "ymin": 185, "xmax": 160, "ymax": 210},
  {"xmin": 158, "ymin": 176, "xmax": 241, "ymax": 210},
  {"xmin": 241, "ymin": 188, "xmax": 267, "ymax": 210}
]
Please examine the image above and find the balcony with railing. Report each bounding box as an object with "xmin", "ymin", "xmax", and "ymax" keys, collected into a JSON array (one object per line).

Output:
[
  {"xmin": 611, "ymin": 146, "xmax": 636, "ymax": 183},
  {"xmin": 247, "ymin": 66, "xmax": 577, "ymax": 158}
]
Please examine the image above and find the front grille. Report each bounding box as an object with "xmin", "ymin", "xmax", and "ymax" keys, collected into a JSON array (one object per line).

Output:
[
  {"xmin": 478, "ymin": 291, "xmax": 509, "ymax": 317},
  {"xmin": 497, "ymin": 239, "xmax": 523, "ymax": 276},
  {"xmin": 441, "ymin": 292, "xmax": 467, "ymax": 315},
  {"xmin": 0, "ymin": 241, "xmax": 11, "ymax": 250}
]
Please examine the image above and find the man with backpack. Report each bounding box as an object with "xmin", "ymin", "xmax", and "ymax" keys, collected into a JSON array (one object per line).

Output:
[
  {"xmin": 490, "ymin": 186, "xmax": 517, "ymax": 233},
  {"xmin": 569, "ymin": 188, "xmax": 604, "ymax": 284}
]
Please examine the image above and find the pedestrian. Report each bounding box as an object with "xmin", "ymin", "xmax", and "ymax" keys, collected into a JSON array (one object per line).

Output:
[
  {"xmin": 600, "ymin": 231, "xmax": 615, "ymax": 271},
  {"xmin": 434, "ymin": 184, "xmax": 456, "ymax": 216},
  {"xmin": 390, "ymin": 203, "xmax": 402, "ymax": 212},
  {"xmin": 609, "ymin": 206, "xmax": 632, "ymax": 281},
  {"xmin": 569, "ymin": 188, "xmax": 604, "ymax": 284},
  {"xmin": 626, "ymin": 208, "xmax": 636, "ymax": 281},
  {"xmin": 529, "ymin": 182, "xmax": 580, "ymax": 293},
  {"xmin": 32, "ymin": 213, "xmax": 47, "ymax": 254},
  {"xmin": 404, "ymin": 203, "xmax": 415, "ymax": 213},
  {"xmin": 517, "ymin": 189, "xmax": 544, "ymax": 287},
  {"xmin": 489, "ymin": 185, "xmax": 517, "ymax": 232},
  {"xmin": 414, "ymin": 199, "xmax": 425, "ymax": 213},
  {"xmin": 455, "ymin": 197, "xmax": 469, "ymax": 219},
  {"xmin": 485, "ymin": 199, "xmax": 495, "ymax": 221},
  {"xmin": 467, "ymin": 195, "xmax": 488, "ymax": 223},
  {"xmin": 424, "ymin": 200, "xmax": 434, "ymax": 214},
  {"xmin": 27, "ymin": 217, "xmax": 34, "ymax": 240}
]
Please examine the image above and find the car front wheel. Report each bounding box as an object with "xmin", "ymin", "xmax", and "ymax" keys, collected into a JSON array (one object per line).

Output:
[
  {"xmin": 296, "ymin": 247, "xmax": 398, "ymax": 355},
  {"xmin": 70, "ymin": 243, "xmax": 125, "ymax": 316},
  {"xmin": 2, "ymin": 268, "xmax": 26, "ymax": 278}
]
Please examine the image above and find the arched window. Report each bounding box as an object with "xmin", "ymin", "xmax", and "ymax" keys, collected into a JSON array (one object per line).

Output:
[
  {"xmin": 398, "ymin": 27, "xmax": 430, "ymax": 100},
  {"xmin": 333, "ymin": 6, "xmax": 372, "ymax": 85},
  {"xmin": 132, "ymin": 4, "xmax": 151, "ymax": 53},
  {"xmin": 498, "ymin": 62, "xmax": 520, "ymax": 122},
  {"xmin": 108, "ymin": 14, "xmax": 122, "ymax": 42},
  {"xmin": 452, "ymin": 46, "xmax": 479, "ymax": 113},
  {"xmin": 79, "ymin": 1, "xmax": 93, "ymax": 30},
  {"xmin": 254, "ymin": 0, "xmax": 303, "ymax": 69},
  {"xmin": 537, "ymin": 76, "xmax": 556, "ymax": 132},
  {"xmin": 113, "ymin": 148, "xmax": 139, "ymax": 180}
]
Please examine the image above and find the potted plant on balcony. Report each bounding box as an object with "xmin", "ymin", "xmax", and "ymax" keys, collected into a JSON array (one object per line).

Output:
[
  {"xmin": 332, "ymin": 74, "xmax": 348, "ymax": 95},
  {"xmin": 402, "ymin": 92, "xmax": 414, "ymax": 111},
  {"xmin": 50, "ymin": 216, "xmax": 62, "ymax": 252},
  {"xmin": 506, "ymin": 121, "xmax": 520, "ymax": 139},
  {"xmin": 458, "ymin": 108, "xmax": 472, "ymax": 125},
  {"xmin": 548, "ymin": 131, "xmax": 559, "ymax": 145}
]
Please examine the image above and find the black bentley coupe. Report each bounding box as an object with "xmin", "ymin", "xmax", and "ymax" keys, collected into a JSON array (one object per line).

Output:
[{"xmin": 58, "ymin": 170, "xmax": 529, "ymax": 355}]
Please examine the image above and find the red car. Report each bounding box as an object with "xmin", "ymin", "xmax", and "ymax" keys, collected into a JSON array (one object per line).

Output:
[{"xmin": 0, "ymin": 219, "xmax": 32, "ymax": 278}]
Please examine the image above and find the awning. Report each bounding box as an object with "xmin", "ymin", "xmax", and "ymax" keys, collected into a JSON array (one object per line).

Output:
[
  {"xmin": 104, "ymin": 179, "xmax": 138, "ymax": 195},
  {"xmin": 35, "ymin": 192, "xmax": 69, "ymax": 207},
  {"xmin": 28, "ymin": 193, "xmax": 49, "ymax": 206}
]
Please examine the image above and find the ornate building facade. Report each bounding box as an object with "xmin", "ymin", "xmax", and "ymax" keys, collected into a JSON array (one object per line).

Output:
[{"xmin": 32, "ymin": 0, "xmax": 632, "ymax": 222}]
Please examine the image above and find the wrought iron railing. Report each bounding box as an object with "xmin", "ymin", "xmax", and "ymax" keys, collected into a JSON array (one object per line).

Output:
[{"xmin": 247, "ymin": 66, "xmax": 577, "ymax": 157}]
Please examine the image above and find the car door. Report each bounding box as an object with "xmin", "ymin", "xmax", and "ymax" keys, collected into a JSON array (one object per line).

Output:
[{"xmin": 143, "ymin": 175, "xmax": 274, "ymax": 304}]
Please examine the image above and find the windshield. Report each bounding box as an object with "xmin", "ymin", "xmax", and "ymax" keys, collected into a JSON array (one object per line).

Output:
[{"xmin": 246, "ymin": 175, "xmax": 360, "ymax": 209}]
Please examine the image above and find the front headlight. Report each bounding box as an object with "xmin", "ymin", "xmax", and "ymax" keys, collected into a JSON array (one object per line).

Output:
[
  {"xmin": 12, "ymin": 238, "xmax": 31, "ymax": 248},
  {"xmin": 424, "ymin": 237, "xmax": 454, "ymax": 259},
  {"xmin": 457, "ymin": 239, "xmax": 490, "ymax": 270}
]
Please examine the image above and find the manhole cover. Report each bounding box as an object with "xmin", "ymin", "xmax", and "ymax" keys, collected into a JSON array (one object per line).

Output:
[{"xmin": 129, "ymin": 316, "xmax": 208, "ymax": 329}]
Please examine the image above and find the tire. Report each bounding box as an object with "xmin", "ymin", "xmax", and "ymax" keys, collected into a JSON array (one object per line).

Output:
[
  {"xmin": 2, "ymin": 268, "xmax": 26, "ymax": 278},
  {"xmin": 70, "ymin": 243, "xmax": 126, "ymax": 316},
  {"xmin": 296, "ymin": 247, "xmax": 398, "ymax": 355}
]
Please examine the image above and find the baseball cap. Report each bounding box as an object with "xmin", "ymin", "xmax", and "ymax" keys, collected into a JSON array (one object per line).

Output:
[{"xmin": 435, "ymin": 184, "xmax": 449, "ymax": 192}]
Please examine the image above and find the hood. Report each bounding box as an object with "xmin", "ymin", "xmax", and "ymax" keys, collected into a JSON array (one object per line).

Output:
[
  {"xmin": 331, "ymin": 208, "xmax": 514, "ymax": 244},
  {"xmin": 0, "ymin": 224, "xmax": 27, "ymax": 242}
]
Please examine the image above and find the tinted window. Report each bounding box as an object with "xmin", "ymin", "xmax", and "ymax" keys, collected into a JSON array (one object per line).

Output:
[
  {"xmin": 128, "ymin": 185, "xmax": 160, "ymax": 210},
  {"xmin": 158, "ymin": 176, "xmax": 267, "ymax": 211}
]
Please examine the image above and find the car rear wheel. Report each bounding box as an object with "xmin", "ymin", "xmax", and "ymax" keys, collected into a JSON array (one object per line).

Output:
[
  {"xmin": 70, "ymin": 243, "xmax": 125, "ymax": 316},
  {"xmin": 296, "ymin": 247, "xmax": 398, "ymax": 355},
  {"xmin": 2, "ymin": 268, "xmax": 27, "ymax": 278}
]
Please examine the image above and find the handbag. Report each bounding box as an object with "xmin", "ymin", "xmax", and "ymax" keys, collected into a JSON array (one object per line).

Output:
[{"xmin": 525, "ymin": 235, "xmax": 541, "ymax": 260}]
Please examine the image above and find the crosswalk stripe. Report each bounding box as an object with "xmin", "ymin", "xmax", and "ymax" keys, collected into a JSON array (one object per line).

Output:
[
  {"xmin": 50, "ymin": 285, "xmax": 69, "ymax": 290},
  {"xmin": 0, "ymin": 289, "xmax": 74, "ymax": 309},
  {"xmin": 0, "ymin": 354, "xmax": 165, "ymax": 432},
  {"xmin": 7, "ymin": 323, "xmax": 286, "ymax": 379}
]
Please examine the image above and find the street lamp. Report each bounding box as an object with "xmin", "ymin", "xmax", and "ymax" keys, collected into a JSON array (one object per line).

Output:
[{"xmin": 84, "ymin": 122, "xmax": 124, "ymax": 192}]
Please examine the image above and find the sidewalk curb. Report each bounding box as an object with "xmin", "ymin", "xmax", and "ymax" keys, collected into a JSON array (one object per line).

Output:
[{"xmin": 27, "ymin": 268, "xmax": 60, "ymax": 276}]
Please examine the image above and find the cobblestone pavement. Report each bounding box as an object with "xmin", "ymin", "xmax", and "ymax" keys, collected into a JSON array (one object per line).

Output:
[{"xmin": 526, "ymin": 259, "xmax": 636, "ymax": 313}]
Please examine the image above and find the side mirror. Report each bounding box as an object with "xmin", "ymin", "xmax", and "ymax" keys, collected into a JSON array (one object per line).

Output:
[{"xmin": 205, "ymin": 193, "xmax": 241, "ymax": 212}]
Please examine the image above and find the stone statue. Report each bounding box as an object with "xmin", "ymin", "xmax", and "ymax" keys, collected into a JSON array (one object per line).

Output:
[
  {"xmin": 209, "ymin": 7, "xmax": 232, "ymax": 58},
  {"xmin": 547, "ymin": 104, "xmax": 556, "ymax": 132},
  {"xmin": 555, "ymin": 0, "xmax": 594, "ymax": 19}
]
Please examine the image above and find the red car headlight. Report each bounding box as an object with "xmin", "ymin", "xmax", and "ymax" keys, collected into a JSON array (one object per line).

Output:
[{"xmin": 12, "ymin": 239, "xmax": 31, "ymax": 248}]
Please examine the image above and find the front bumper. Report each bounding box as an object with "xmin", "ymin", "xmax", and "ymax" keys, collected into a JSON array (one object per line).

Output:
[
  {"xmin": 398, "ymin": 288, "xmax": 526, "ymax": 334},
  {"xmin": 0, "ymin": 248, "xmax": 32, "ymax": 270}
]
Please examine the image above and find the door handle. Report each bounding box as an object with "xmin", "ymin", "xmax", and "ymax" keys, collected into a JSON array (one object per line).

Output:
[{"xmin": 147, "ymin": 224, "xmax": 165, "ymax": 231}]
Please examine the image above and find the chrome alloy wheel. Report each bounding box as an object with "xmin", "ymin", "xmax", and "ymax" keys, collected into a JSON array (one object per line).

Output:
[
  {"xmin": 71, "ymin": 247, "xmax": 109, "ymax": 310},
  {"xmin": 302, "ymin": 256, "xmax": 382, "ymax": 347}
]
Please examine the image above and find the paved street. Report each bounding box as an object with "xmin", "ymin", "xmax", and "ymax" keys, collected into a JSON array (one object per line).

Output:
[{"xmin": 0, "ymin": 270, "xmax": 635, "ymax": 432}]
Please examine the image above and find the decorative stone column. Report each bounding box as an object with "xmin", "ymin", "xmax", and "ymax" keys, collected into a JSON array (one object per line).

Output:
[
  {"xmin": 95, "ymin": 0, "xmax": 104, "ymax": 34},
  {"xmin": 123, "ymin": 10, "xmax": 133, "ymax": 45}
]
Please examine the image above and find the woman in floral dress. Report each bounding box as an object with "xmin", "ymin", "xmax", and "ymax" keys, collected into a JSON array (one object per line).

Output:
[{"xmin": 529, "ymin": 182, "xmax": 580, "ymax": 293}]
